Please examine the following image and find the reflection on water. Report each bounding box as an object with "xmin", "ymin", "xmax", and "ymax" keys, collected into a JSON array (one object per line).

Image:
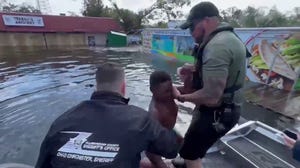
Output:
[
  {"xmin": 0, "ymin": 47, "xmax": 187, "ymax": 165},
  {"xmin": 0, "ymin": 47, "xmax": 297, "ymax": 166}
]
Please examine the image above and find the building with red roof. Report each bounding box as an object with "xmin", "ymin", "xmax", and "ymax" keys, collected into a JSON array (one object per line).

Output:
[{"xmin": 0, "ymin": 12, "xmax": 123, "ymax": 47}]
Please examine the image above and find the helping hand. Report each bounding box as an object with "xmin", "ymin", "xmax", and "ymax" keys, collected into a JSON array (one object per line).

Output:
[
  {"xmin": 284, "ymin": 133, "xmax": 300, "ymax": 149},
  {"xmin": 284, "ymin": 135, "xmax": 297, "ymax": 149}
]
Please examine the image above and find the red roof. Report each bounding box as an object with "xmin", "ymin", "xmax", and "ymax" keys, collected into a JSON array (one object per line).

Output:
[{"xmin": 0, "ymin": 12, "xmax": 123, "ymax": 33}]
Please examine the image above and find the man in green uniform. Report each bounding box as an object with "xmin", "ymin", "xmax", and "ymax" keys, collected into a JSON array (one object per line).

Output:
[{"xmin": 176, "ymin": 2, "xmax": 247, "ymax": 168}]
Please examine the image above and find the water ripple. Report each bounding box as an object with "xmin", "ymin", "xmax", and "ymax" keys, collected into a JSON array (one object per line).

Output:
[{"xmin": 0, "ymin": 47, "xmax": 186, "ymax": 165}]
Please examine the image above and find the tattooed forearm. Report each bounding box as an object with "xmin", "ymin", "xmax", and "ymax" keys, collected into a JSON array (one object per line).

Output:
[{"xmin": 180, "ymin": 76, "xmax": 227, "ymax": 106}]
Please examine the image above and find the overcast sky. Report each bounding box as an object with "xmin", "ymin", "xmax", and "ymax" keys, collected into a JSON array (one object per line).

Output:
[{"xmin": 7, "ymin": 0, "xmax": 300, "ymax": 16}]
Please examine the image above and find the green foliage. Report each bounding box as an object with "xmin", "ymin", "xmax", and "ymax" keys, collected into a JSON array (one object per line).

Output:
[
  {"xmin": 156, "ymin": 21, "xmax": 168, "ymax": 28},
  {"xmin": 109, "ymin": 0, "xmax": 191, "ymax": 32},
  {"xmin": 221, "ymin": 7, "xmax": 243, "ymax": 27},
  {"xmin": 145, "ymin": 0, "xmax": 191, "ymax": 21},
  {"xmin": 220, "ymin": 6, "xmax": 300, "ymax": 28},
  {"xmin": 82, "ymin": 0, "xmax": 105, "ymax": 17},
  {"xmin": 81, "ymin": 0, "xmax": 300, "ymax": 30},
  {"xmin": 1, "ymin": 3, "xmax": 41, "ymax": 14},
  {"xmin": 83, "ymin": 0, "xmax": 190, "ymax": 32}
]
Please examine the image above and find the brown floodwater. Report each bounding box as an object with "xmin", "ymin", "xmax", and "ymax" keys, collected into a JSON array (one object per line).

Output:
[{"xmin": 0, "ymin": 46, "xmax": 298, "ymax": 166}]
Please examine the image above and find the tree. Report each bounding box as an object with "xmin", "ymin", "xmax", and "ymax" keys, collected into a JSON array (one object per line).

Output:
[
  {"xmin": 143, "ymin": 0, "xmax": 191, "ymax": 22},
  {"xmin": 17, "ymin": 5, "xmax": 41, "ymax": 14},
  {"xmin": 253, "ymin": 6, "xmax": 288, "ymax": 27},
  {"xmin": 108, "ymin": 0, "xmax": 190, "ymax": 32},
  {"xmin": 2, "ymin": 3, "xmax": 18, "ymax": 13},
  {"xmin": 82, "ymin": 1, "xmax": 298, "ymax": 30},
  {"xmin": 109, "ymin": 3, "xmax": 143, "ymax": 32},
  {"xmin": 221, "ymin": 5, "xmax": 299, "ymax": 28},
  {"xmin": 220, "ymin": 7, "xmax": 243, "ymax": 27},
  {"xmin": 241, "ymin": 6, "xmax": 265, "ymax": 27},
  {"xmin": 287, "ymin": 7, "xmax": 300, "ymax": 26},
  {"xmin": 116, "ymin": 9, "xmax": 142, "ymax": 32},
  {"xmin": 82, "ymin": 0, "xmax": 107, "ymax": 17},
  {"xmin": 1, "ymin": 3, "xmax": 41, "ymax": 14},
  {"xmin": 155, "ymin": 21, "xmax": 168, "ymax": 28}
]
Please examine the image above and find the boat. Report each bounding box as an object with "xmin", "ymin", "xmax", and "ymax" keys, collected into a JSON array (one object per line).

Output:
[{"xmin": 173, "ymin": 113, "xmax": 300, "ymax": 168}]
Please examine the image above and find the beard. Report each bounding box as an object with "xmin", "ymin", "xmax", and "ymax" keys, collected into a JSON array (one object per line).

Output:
[{"xmin": 195, "ymin": 28, "xmax": 205, "ymax": 44}]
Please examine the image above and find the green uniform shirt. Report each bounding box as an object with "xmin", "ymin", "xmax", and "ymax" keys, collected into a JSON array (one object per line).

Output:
[{"xmin": 202, "ymin": 23, "xmax": 246, "ymax": 106}]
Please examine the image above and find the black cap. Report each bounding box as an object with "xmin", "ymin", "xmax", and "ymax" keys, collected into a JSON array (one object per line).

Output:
[{"xmin": 180, "ymin": 1, "xmax": 220, "ymax": 29}]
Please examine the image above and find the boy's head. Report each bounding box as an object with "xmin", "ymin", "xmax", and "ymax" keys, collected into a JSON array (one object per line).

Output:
[{"xmin": 150, "ymin": 71, "xmax": 173, "ymax": 100}]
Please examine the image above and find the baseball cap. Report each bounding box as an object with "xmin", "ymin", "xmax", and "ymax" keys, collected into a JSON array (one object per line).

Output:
[{"xmin": 180, "ymin": 1, "xmax": 220, "ymax": 30}]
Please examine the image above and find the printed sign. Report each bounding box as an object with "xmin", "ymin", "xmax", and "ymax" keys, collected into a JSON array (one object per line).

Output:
[
  {"xmin": 2, "ymin": 15, "xmax": 44, "ymax": 27},
  {"xmin": 57, "ymin": 131, "xmax": 119, "ymax": 163}
]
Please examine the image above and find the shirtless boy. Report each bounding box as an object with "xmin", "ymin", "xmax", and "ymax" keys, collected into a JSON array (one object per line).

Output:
[{"xmin": 144, "ymin": 71, "xmax": 180, "ymax": 168}]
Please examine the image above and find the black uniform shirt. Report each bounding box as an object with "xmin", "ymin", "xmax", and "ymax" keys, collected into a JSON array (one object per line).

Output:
[{"xmin": 36, "ymin": 91, "xmax": 179, "ymax": 168}]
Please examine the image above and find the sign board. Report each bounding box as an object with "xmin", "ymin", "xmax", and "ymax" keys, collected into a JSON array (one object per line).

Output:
[{"xmin": 2, "ymin": 15, "xmax": 44, "ymax": 27}]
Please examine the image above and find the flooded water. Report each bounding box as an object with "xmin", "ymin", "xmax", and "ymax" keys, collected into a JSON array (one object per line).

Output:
[
  {"xmin": 0, "ymin": 47, "xmax": 297, "ymax": 166},
  {"xmin": 0, "ymin": 47, "xmax": 190, "ymax": 165}
]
